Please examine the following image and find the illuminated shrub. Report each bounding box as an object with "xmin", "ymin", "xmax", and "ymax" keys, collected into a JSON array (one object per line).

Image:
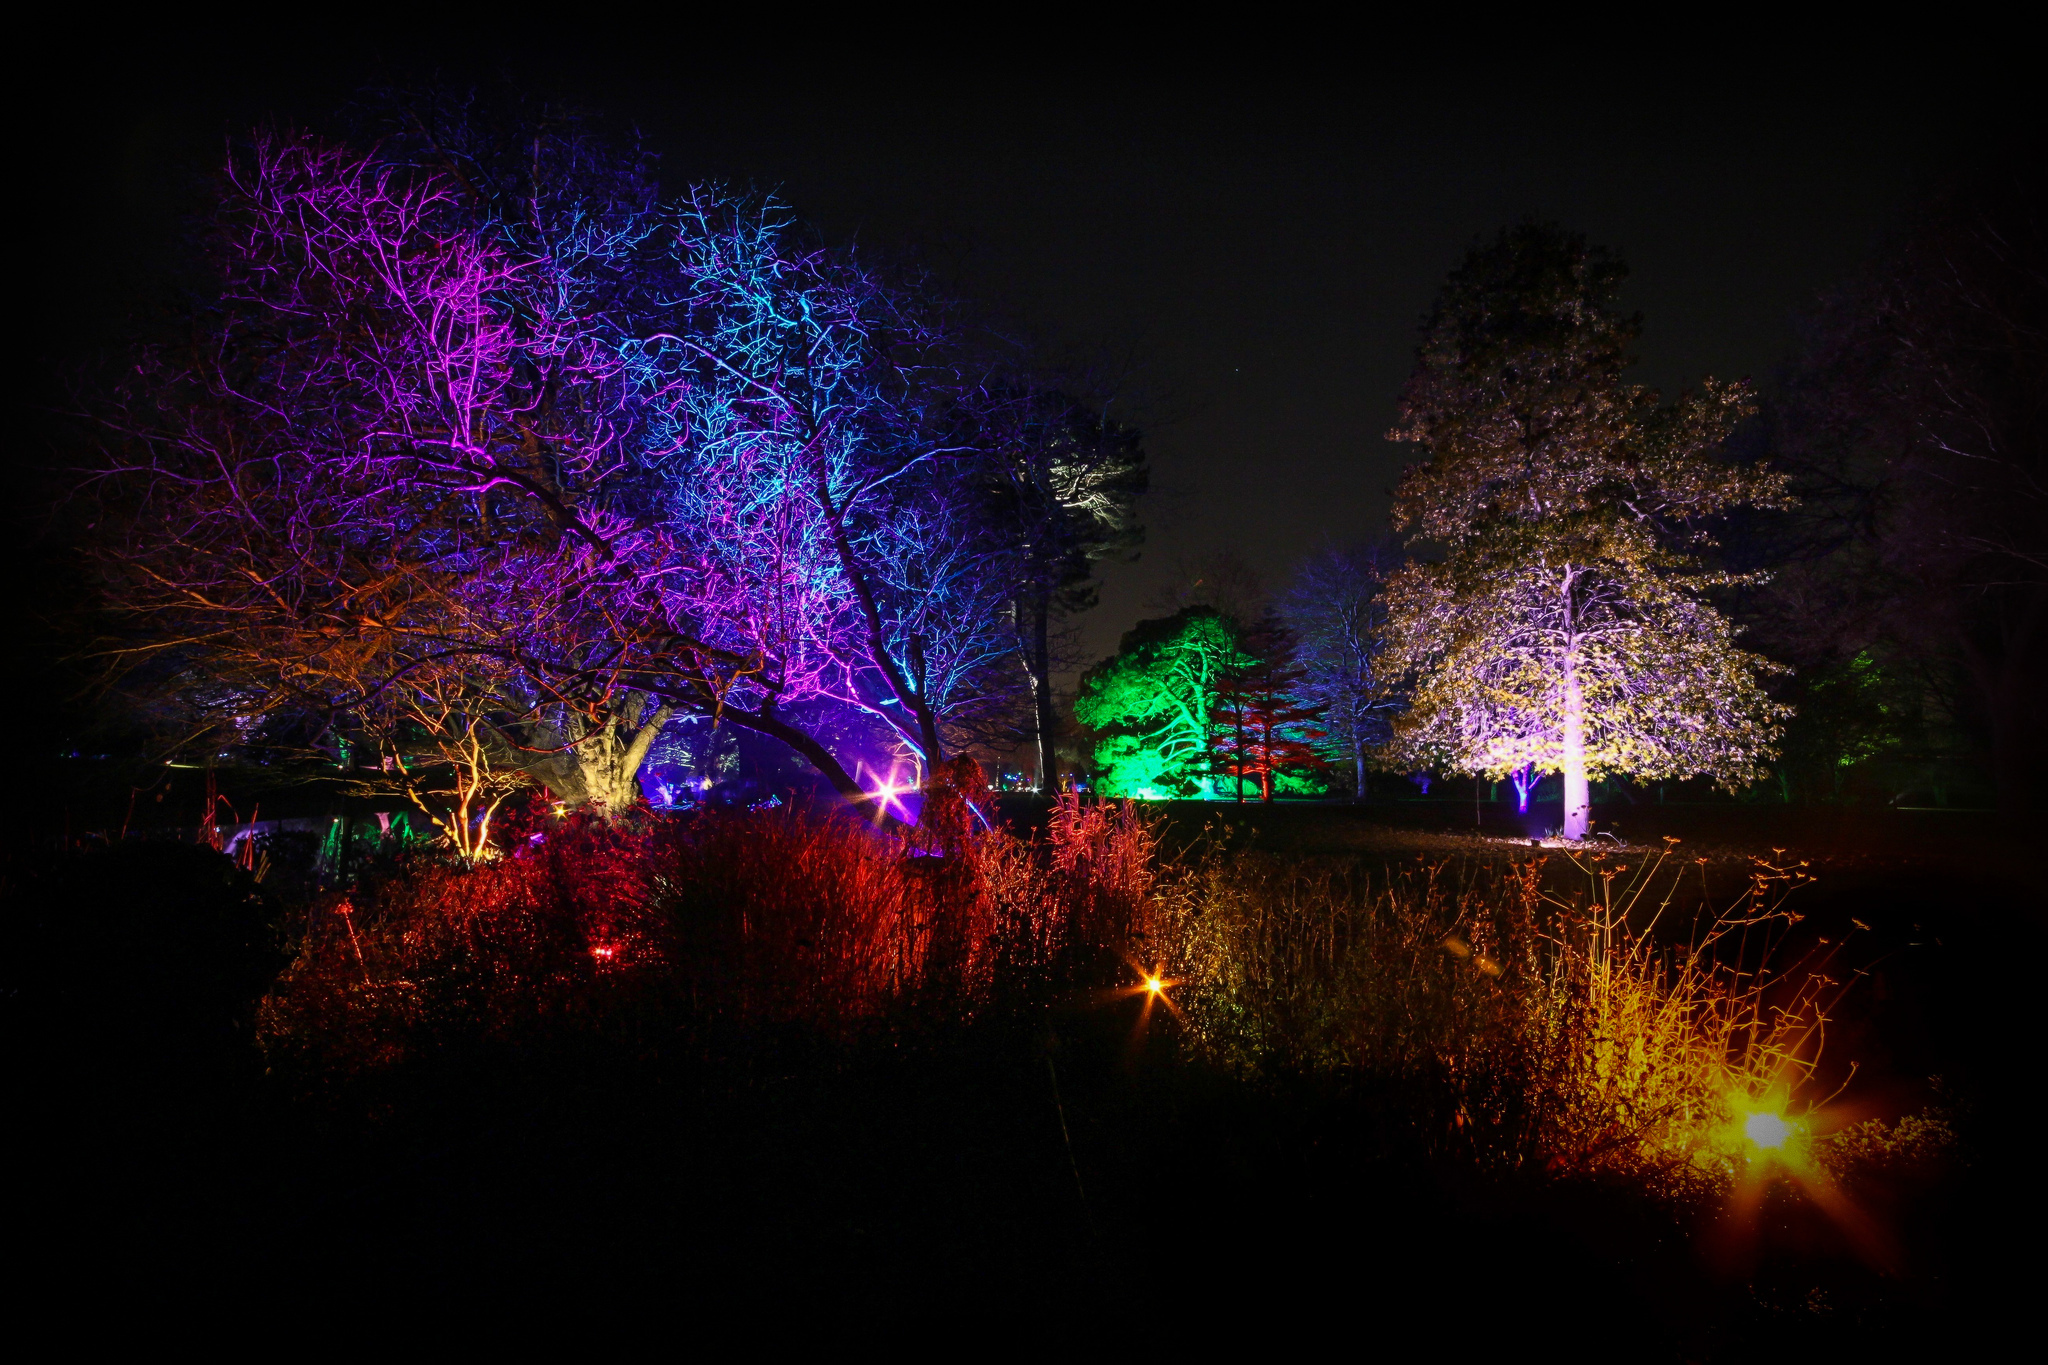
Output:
[{"xmin": 258, "ymin": 784, "xmax": 1159, "ymax": 1075}]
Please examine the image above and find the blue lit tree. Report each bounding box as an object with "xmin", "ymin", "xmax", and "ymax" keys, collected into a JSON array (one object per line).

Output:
[
  {"xmin": 1280, "ymin": 542, "xmax": 1403, "ymax": 799},
  {"xmin": 625, "ymin": 187, "xmax": 1020, "ymax": 798}
]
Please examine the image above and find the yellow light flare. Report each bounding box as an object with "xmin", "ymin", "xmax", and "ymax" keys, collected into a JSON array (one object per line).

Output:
[
  {"xmin": 1144, "ymin": 974, "xmax": 1164, "ymax": 995},
  {"xmin": 1719, "ymin": 1090, "xmax": 1808, "ymax": 1165},
  {"xmin": 1744, "ymin": 1110, "xmax": 1793, "ymax": 1150}
]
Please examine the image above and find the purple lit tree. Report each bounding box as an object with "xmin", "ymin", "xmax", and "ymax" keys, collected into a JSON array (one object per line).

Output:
[
  {"xmin": 84, "ymin": 103, "xmax": 1132, "ymax": 830},
  {"xmin": 81, "ymin": 130, "xmax": 702, "ymax": 835},
  {"xmin": 1508, "ymin": 763, "xmax": 1538, "ymax": 814},
  {"xmin": 1381, "ymin": 226, "xmax": 1789, "ymax": 840}
]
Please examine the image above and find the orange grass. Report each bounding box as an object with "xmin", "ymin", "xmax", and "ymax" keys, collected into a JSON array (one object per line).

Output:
[
  {"xmin": 1149, "ymin": 837, "xmax": 1879, "ymax": 1196},
  {"xmin": 259, "ymin": 787, "xmax": 1942, "ymax": 1207}
]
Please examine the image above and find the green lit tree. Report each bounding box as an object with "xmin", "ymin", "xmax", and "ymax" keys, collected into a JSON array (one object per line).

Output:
[
  {"xmin": 1382, "ymin": 225, "xmax": 1790, "ymax": 839},
  {"xmin": 1075, "ymin": 607, "xmax": 1246, "ymax": 797}
]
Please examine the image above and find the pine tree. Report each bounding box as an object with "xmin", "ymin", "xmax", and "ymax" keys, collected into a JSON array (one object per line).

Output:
[
  {"xmin": 1383, "ymin": 225, "xmax": 1790, "ymax": 839},
  {"xmin": 1213, "ymin": 613, "xmax": 1328, "ymax": 802}
]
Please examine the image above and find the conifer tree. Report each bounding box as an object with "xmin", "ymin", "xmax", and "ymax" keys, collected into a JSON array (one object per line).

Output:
[
  {"xmin": 1213, "ymin": 613, "xmax": 1328, "ymax": 802},
  {"xmin": 1075, "ymin": 607, "xmax": 1245, "ymax": 797},
  {"xmin": 1383, "ymin": 225, "xmax": 1789, "ymax": 839}
]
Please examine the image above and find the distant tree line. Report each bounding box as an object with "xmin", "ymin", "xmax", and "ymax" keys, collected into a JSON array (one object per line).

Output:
[{"xmin": 70, "ymin": 88, "xmax": 2040, "ymax": 849}]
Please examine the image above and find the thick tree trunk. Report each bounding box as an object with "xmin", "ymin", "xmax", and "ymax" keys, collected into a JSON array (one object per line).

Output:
[
  {"xmin": 708, "ymin": 703, "xmax": 894, "ymax": 823},
  {"xmin": 534, "ymin": 696, "xmax": 673, "ymax": 812},
  {"xmin": 1560, "ymin": 662, "xmax": 1591, "ymax": 840}
]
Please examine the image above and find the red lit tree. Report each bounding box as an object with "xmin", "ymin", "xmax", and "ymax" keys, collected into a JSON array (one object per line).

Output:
[{"xmin": 1213, "ymin": 614, "xmax": 1328, "ymax": 802}]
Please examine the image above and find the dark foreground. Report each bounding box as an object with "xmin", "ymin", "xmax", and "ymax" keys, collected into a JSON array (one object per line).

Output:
[{"xmin": 6, "ymin": 802, "xmax": 2037, "ymax": 1350}]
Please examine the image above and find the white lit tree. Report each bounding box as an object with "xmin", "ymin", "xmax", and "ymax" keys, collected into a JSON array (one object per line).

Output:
[{"xmin": 1382, "ymin": 226, "xmax": 1790, "ymax": 839}]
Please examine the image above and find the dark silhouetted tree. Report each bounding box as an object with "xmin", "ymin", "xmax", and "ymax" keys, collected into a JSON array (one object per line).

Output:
[
  {"xmin": 1760, "ymin": 162, "xmax": 2046, "ymax": 813},
  {"xmin": 1280, "ymin": 541, "xmax": 1403, "ymax": 798},
  {"xmin": 986, "ymin": 391, "xmax": 1147, "ymax": 789}
]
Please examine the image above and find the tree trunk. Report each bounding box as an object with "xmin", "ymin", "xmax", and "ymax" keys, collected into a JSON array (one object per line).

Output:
[
  {"xmin": 1560, "ymin": 662, "xmax": 1591, "ymax": 840},
  {"xmin": 1029, "ymin": 596, "xmax": 1057, "ymax": 793},
  {"xmin": 817, "ymin": 462, "xmax": 943, "ymax": 768},
  {"xmin": 535, "ymin": 696, "xmax": 673, "ymax": 812},
  {"xmin": 1234, "ymin": 707, "xmax": 1246, "ymax": 803},
  {"xmin": 709, "ymin": 702, "xmax": 896, "ymax": 824}
]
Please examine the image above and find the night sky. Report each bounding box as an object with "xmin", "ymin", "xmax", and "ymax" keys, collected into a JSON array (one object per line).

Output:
[{"xmin": 28, "ymin": 44, "xmax": 2027, "ymax": 666}]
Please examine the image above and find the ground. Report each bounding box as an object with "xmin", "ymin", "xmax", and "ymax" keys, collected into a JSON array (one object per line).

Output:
[{"xmin": 7, "ymin": 799, "xmax": 2034, "ymax": 1347}]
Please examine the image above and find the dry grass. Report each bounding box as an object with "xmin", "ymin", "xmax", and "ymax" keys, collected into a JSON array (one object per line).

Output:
[
  {"xmin": 1148, "ymin": 835, "xmax": 1890, "ymax": 1197},
  {"xmin": 260, "ymin": 788, "xmax": 1944, "ymax": 1202},
  {"xmin": 257, "ymin": 777, "xmax": 1158, "ymax": 1073}
]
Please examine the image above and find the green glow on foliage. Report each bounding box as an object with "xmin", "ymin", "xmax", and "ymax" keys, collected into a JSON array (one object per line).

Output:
[{"xmin": 1076, "ymin": 608, "xmax": 1245, "ymax": 798}]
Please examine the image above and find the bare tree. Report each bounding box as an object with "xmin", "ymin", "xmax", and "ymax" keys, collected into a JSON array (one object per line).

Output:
[
  {"xmin": 1280, "ymin": 542, "xmax": 1403, "ymax": 798},
  {"xmin": 1146, "ymin": 549, "xmax": 1267, "ymax": 625},
  {"xmin": 81, "ymin": 132, "xmax": 731, "ymax": 823}
]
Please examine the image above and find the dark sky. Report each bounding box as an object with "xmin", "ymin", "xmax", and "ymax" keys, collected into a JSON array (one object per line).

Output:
[{"xmin": 29, "ymin": 43, "xmax": 2029, "ymax": 666}]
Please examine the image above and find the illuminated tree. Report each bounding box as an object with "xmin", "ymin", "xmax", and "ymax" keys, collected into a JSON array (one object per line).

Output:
[
  {"xmin": 81, "ymin": 129, "xmax": 704, "ymax": 823},
  {"xmin": 984, "ymin": 391, "xmax": 1147, "ymax": 789},
  {"xmin": 1212, "ymin": 613, "xmax": 1328, "ymax": 802},
  {"xmin": 1075, "ymin": 608, "xmax": 1246, "ymax": 797},
  {"xmin": 82, "ymin": 100, "xmax": 1093, "ymax": 826},
  {"xmin": 1280, "ymin": 542, "xmax": 1403, "ymax": 798},
  {"xmin": 623, "ymin": 185, "xmax": 1024, "ymax": 792},
  {"xmin": 1383, "ymin": 225, "xmax": 1790, "ymax": 839}
]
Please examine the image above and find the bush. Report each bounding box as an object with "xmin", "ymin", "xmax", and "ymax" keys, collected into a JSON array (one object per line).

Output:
[{"xmin": 258, "ymin": 778, "xmax": 1159, "ymax": 1075}]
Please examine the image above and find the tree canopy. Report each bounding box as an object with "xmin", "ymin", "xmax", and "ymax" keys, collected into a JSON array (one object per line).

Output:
[
  {"xmin": 1382, "ymin": 225, "xmax": 1789, "ymax": 838},
  {"xmin": 1074, "ymin": 608, "xmax": 1245, "ymax": 798},
  {"xmin": 77, "ymin": 96, "xmax": 1142, "ymax": 846}
]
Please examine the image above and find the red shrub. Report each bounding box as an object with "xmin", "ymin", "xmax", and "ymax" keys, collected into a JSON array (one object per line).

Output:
[{"xmin": 259, "ymin": 781, "xmax": 1159, "ymax": 1076}]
